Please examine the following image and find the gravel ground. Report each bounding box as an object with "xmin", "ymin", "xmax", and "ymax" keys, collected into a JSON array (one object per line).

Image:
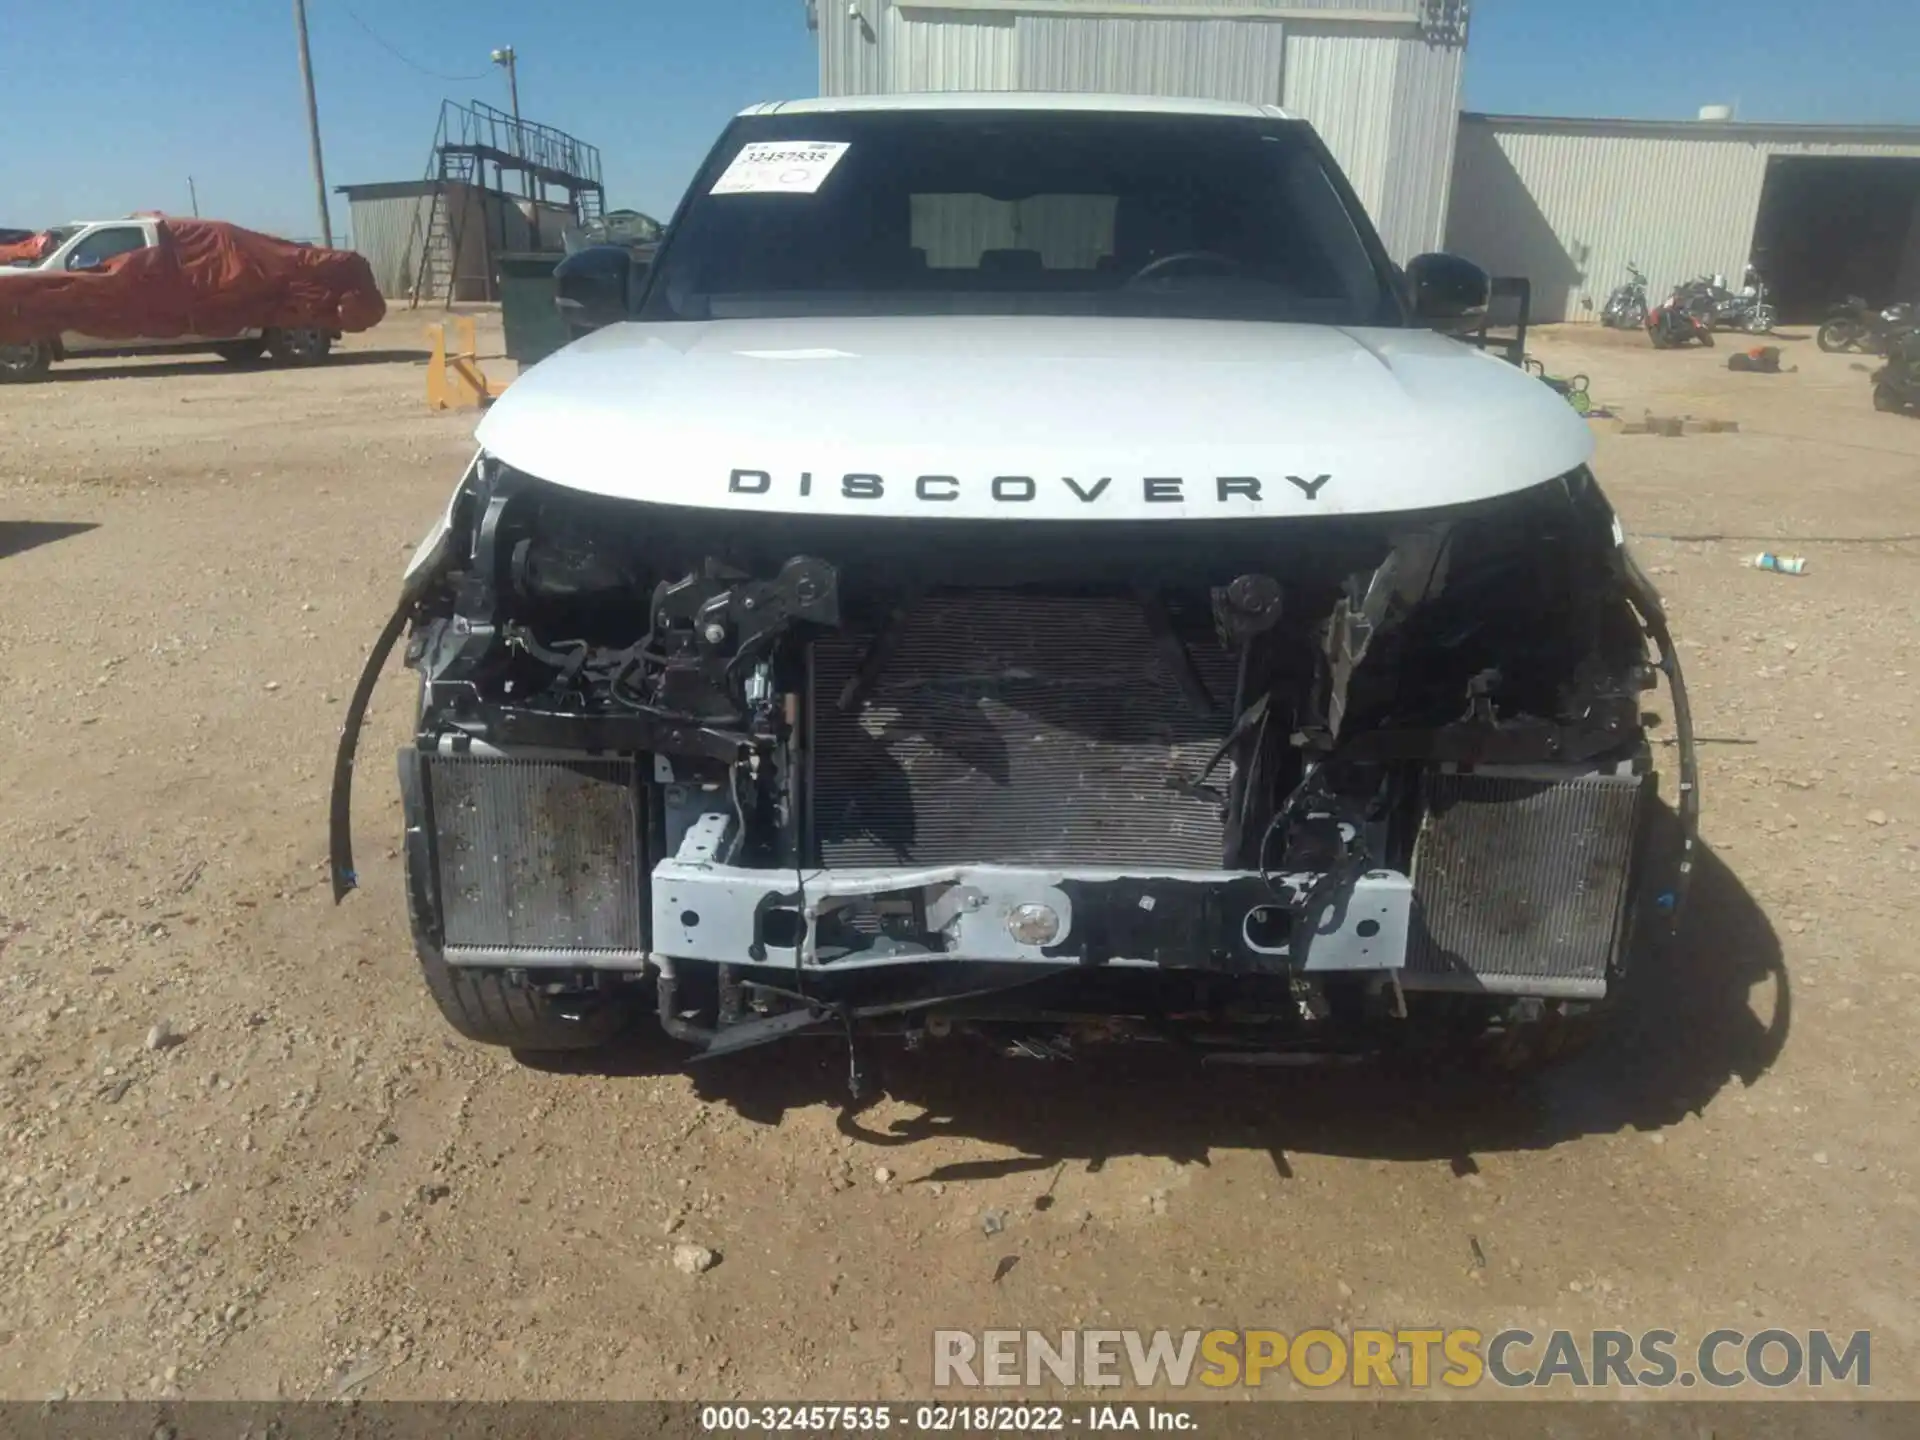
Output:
[{"xmin": 1, "ymin": 316, "xmax": 1916, "ymax": 1402}]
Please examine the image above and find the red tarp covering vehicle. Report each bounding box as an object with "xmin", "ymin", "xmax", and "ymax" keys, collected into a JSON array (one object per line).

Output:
[
  {"xmin": 0, "ymin": 232, "xmax": 54, "ymax": 266},
  {"xmin": 0, "ymin": 217, "xmax": 385, "ymax": 345}
]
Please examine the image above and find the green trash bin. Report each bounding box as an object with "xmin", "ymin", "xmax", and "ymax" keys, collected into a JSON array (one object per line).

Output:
[{"xmin": 496, "ymin": 251, "xmax": 571, "ymax": 369}]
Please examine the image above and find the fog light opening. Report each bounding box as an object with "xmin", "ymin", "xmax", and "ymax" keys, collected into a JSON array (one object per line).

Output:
[{"xmin": 1245, "ymin": 906, "xmax": 1292, "ymax": 953}]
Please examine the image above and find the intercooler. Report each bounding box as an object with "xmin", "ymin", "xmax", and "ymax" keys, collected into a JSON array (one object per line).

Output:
[
  {"xmin": 807, "ymin": 591, "xmax": 1239, "ymax": 868},
  {"xmin": 1406, "ymin": 768, "xmax": 1646, "ymax": 995},
  {"xmin": 421, "ymin": 753, "xmax": 648, "ymax": 963}
]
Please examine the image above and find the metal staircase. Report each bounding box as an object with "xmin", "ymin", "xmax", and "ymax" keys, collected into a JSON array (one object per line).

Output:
[
  {"xmin": 409, "ymin": 142, "xmax": 477, "ymax": 308},
  {"xmin": 406, "ymin": 99, "xmax": 608, "ymax": 308}
]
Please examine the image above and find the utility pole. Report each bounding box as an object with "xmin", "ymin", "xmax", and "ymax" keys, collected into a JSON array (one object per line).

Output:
[
  {"xmin": 491, "ymin": 46, "xmax": 529, "ymax": 197},
  {"xmin": 294, "ymin": 0, "xmax": 333, "ymax": 246},
  {"xmin": 188, "ymin": 176, "xmax": 200, "ymax": 218}
]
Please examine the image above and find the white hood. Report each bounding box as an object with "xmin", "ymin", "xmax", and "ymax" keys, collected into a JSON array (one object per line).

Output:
[{"xmin": 475, "ymin": 316, "xmax": 1594, "ymax": 521}]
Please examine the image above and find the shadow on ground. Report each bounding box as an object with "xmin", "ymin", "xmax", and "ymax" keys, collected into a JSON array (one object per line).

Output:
[
  {"xmin": 547, "ymin": 838, "xmax": 1784, "ymax": 1170},
  {"xmin": 45, "ymin": 349, "xmax": 427, "ymax": 382},
  {"xmin": 0, "ymin": 520, "xmax": 99, "ymax": 561}
]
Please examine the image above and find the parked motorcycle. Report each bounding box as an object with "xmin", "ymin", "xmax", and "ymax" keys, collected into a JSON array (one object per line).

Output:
[
  {"xmin": 1601, "ymin": 264, "xmax": 1649, "ymax": 329},
  {"xmin": 1647, "ymin": 288, "xmax": 1716, "ymax": 349},
  {"xmin": 1818, "ymin": 296, "xmax": 1916, "ymax": 354},
  {"xmin": 1675, "ymin": 266, "xmax": 1775, "ymax": 333},
  {"xmin": 1872, "ymin": 325, "xmax": 1920, "ymax": 415}
]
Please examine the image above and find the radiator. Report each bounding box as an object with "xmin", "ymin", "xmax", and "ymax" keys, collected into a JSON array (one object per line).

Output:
[
  {"xmin": 808, "ymin": 592, "xmax": 1237, "ymax": 868},
  {"xmin": 1407, "ymin": 768, "xmax": 1644, "ymax": 994},
  {"xmin": 425, "ymin": 754, "xmax": 647, "ymax": 963}
]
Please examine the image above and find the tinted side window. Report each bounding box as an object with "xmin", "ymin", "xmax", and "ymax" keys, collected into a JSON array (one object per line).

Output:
[{"xmin": 67, "ymin": 227, "xmax": 149, "ymax": 270}]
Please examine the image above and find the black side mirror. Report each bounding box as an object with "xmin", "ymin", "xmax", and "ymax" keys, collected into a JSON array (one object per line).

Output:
[
  {"xmin": 1406, "ymin": 252, "xmax": 1491, "ymax": 332},
  {"xmin": 554, "ymin": 244, "xmax": 644, "ymax": 335}
]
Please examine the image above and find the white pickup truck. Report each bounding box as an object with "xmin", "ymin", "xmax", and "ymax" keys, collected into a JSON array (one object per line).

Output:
[{"xmin": 0, "ymin": 218, "xmax": 332, "ymax": 379}]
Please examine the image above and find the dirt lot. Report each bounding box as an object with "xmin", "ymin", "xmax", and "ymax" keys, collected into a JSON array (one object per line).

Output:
[{"xmin": 2, "ymin": 316, "xmax": 1917, "ymax": 1403}]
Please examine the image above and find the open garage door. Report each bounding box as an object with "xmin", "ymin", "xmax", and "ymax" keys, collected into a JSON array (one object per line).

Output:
[{"xmin": 1752, "ymin": 155, "xmax": 1920, "ymax": 323}]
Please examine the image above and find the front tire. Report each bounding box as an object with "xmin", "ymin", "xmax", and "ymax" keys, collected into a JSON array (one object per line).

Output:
[
  {"xmin": 265, "ymin": 327, "xmax": 332, "ymax": 365},
  {"xmin": 1817, "ymin": 319, "xmax": 1859, "ymax": 352},
  {"xmin": 0, "ymin": 340, "xmax": 52, "ymax": 382},
  {"xmin": 216, "ymin": 337, "xmax": 268, "ymax": 365},
  {"xmin": 1746, "ymin": 306, "xmax": 1775, "ymax": 334},
  {"xmin": 407, "ymin": 884, "xmax": 635, "ymax": 1053},
  {"xmin": 1875, "ymin": 383, "xmax": 1903, "ymax": 414}
]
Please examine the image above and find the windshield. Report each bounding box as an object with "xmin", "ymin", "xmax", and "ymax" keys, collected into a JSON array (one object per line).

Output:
[
  {"xmin": 4, "ymin": 226, "xmax": 77, "ymax": 268},
  {"xmin": 642, "ymin": 111, "xmax": 1402, "ymax": 326}
]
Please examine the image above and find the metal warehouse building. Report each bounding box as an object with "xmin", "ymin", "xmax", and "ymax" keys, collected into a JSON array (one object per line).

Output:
[
  {"xmin": 807, "ymin": 0, "xmax": 1472, "ymax": 259},
  {"xmin": 805, "ymin": 2, "xmax": 1920, "ymax": 326},
  {"xmin": 1446, "ymin": 113, "xmax": 1920, "ymax": 324}
]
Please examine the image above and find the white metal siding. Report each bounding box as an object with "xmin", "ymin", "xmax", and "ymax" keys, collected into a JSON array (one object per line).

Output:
[
  {"xmin": 810, "ymin": 0, "xmax": 1462, "ymax": 257},
  {"xmin": 1280, "ymin": 29, "xmax": 1396, "ymax": 219},
  {"xmin": 1016, "ymin": 14, "xmax": 1287, "ymax": 103},
  {"xmin": 344, "ymin": 185, "xmax": 498, "ymax": 301},
  {"xmin": 1446, "ymin": 119, "xmax": 1920, "ymax": 323},
  {"xmin": 1277, "ymin": 22, "xmax": 1464, "ymax": 257},
  {"xmin": 887, "ymin": 9, "xmax": 1019, "ymax": 89},
  {"xmin": 1375, "ymin": 31, "xmax": 1463, "ymax": 258},
  {"xmin": 997, "ymin": 0, "xmax": 1398, "ymax": 9},
  {"xmin": 1446, "ymin": 125, "xmax": 1768, "ymax": 323},
  {"xmin": 345, "ymin": 194, "xmax": 427, "ymax": 298},
  {"xmin": 819, "ymin": 0, "xmax": 883, "ymax": 95}
]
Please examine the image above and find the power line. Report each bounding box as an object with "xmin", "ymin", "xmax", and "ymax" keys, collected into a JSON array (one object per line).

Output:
[{"xmin": 339, "ymin": 3, "xmax": 489, "ymax": 81}]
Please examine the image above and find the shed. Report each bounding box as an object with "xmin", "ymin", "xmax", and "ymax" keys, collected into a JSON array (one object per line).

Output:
[
  {"xmin": 337, "ymin": 180, "xmax": 581, "ymax": 302},
  {"xmin": 806, "ymin": 0, "xmax": 1472, "ymax": 260},
  {"xmin": 1446, "ymin": 113, "xmax": 1920, "ymax": 323}
]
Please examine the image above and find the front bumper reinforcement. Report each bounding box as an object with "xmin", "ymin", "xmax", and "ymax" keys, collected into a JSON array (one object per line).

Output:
[{"xmin": 649, "ymin": 811, "xmax": 1412, "ymax": 976}]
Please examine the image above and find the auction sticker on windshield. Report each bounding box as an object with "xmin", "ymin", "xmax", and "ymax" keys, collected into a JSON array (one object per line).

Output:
[{"xmin": 711, "ymin": 141, "xmax": 851, "ymax": 195}]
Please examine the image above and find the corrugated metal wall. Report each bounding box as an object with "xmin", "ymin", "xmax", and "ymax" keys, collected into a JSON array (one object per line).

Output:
[
  {"xmin": 1376, "ymin": 31, "xmax": 1465, "ymax": 260},
  {"xmin": 344, "ymin": 183, "xmax": 499, "ymax": 301},
  {"xmin": 886, "ymin": 10, "xmax": 1018, "ymax": 89},
  {"xmin": 1445, "ymin": 118, "xmax": 1920, "ymax": 322},
  {"xmin": 1016, "ymin": 14, "xmax": 1289, "ymax": 103},
  {"xmin": 1276, "ymin": 22, "xmax": 1464, "ymax": 257},
  {"xmin": 345, "ymin": 193, "xmax": 429, "ymax": 298},
  {"xmin": 1279, "ymin": 30, "xmax": 1394, "ymax": 217},
  {"xmin": 1445, "ymin": 123, "xmax": 1768, "ymax": 323},
  {"xmin": 813, "ymin": 0, "xmax": 1465, "ymax": 257}
]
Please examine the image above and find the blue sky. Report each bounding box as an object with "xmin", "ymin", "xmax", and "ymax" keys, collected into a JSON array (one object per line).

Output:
[{"xmin": 2, "ymin": 0, "xmax": 1915, "ymax": 243}]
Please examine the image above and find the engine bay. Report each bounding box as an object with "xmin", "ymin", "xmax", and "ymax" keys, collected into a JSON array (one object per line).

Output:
[{"xmin": 331, "ymin": 456, "xmax": 1697, "ymax": 1067}]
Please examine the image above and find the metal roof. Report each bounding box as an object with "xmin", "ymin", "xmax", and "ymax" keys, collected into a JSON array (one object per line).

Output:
[
  {"xmin": 740, "ymin": 91, "xmax": 1292, "ymax": 119},
  {"xmin": 1464, "ymin": 112, "xmax": 1920, "ymax": 146}
]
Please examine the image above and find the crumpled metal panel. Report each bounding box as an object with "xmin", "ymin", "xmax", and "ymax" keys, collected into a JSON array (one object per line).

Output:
[{"xmin": 428, "ymin": 755, "xmax": 645, "ymax": 955}]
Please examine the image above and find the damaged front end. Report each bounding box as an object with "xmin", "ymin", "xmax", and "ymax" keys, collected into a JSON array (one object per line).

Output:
[{"xmin": 332, "ymin": 456, "xmax": 1696, "ymax": 1073}]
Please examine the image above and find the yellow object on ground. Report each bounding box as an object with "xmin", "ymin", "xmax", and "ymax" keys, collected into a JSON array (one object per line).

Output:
[{"xmin": 426, "ymin": 316, "xmax": 510, "ymax": 409}]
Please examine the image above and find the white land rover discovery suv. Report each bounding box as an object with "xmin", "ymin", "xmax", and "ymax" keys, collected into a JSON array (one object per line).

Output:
[{"xmin": 332, "ymin": 95, "xmax": 1696, "ymax": 1081}]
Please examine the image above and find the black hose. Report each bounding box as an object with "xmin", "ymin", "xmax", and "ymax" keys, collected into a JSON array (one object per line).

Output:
[{"xmin": 328, "ymin": 599, "xmax": 412, "ymax": 903}]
